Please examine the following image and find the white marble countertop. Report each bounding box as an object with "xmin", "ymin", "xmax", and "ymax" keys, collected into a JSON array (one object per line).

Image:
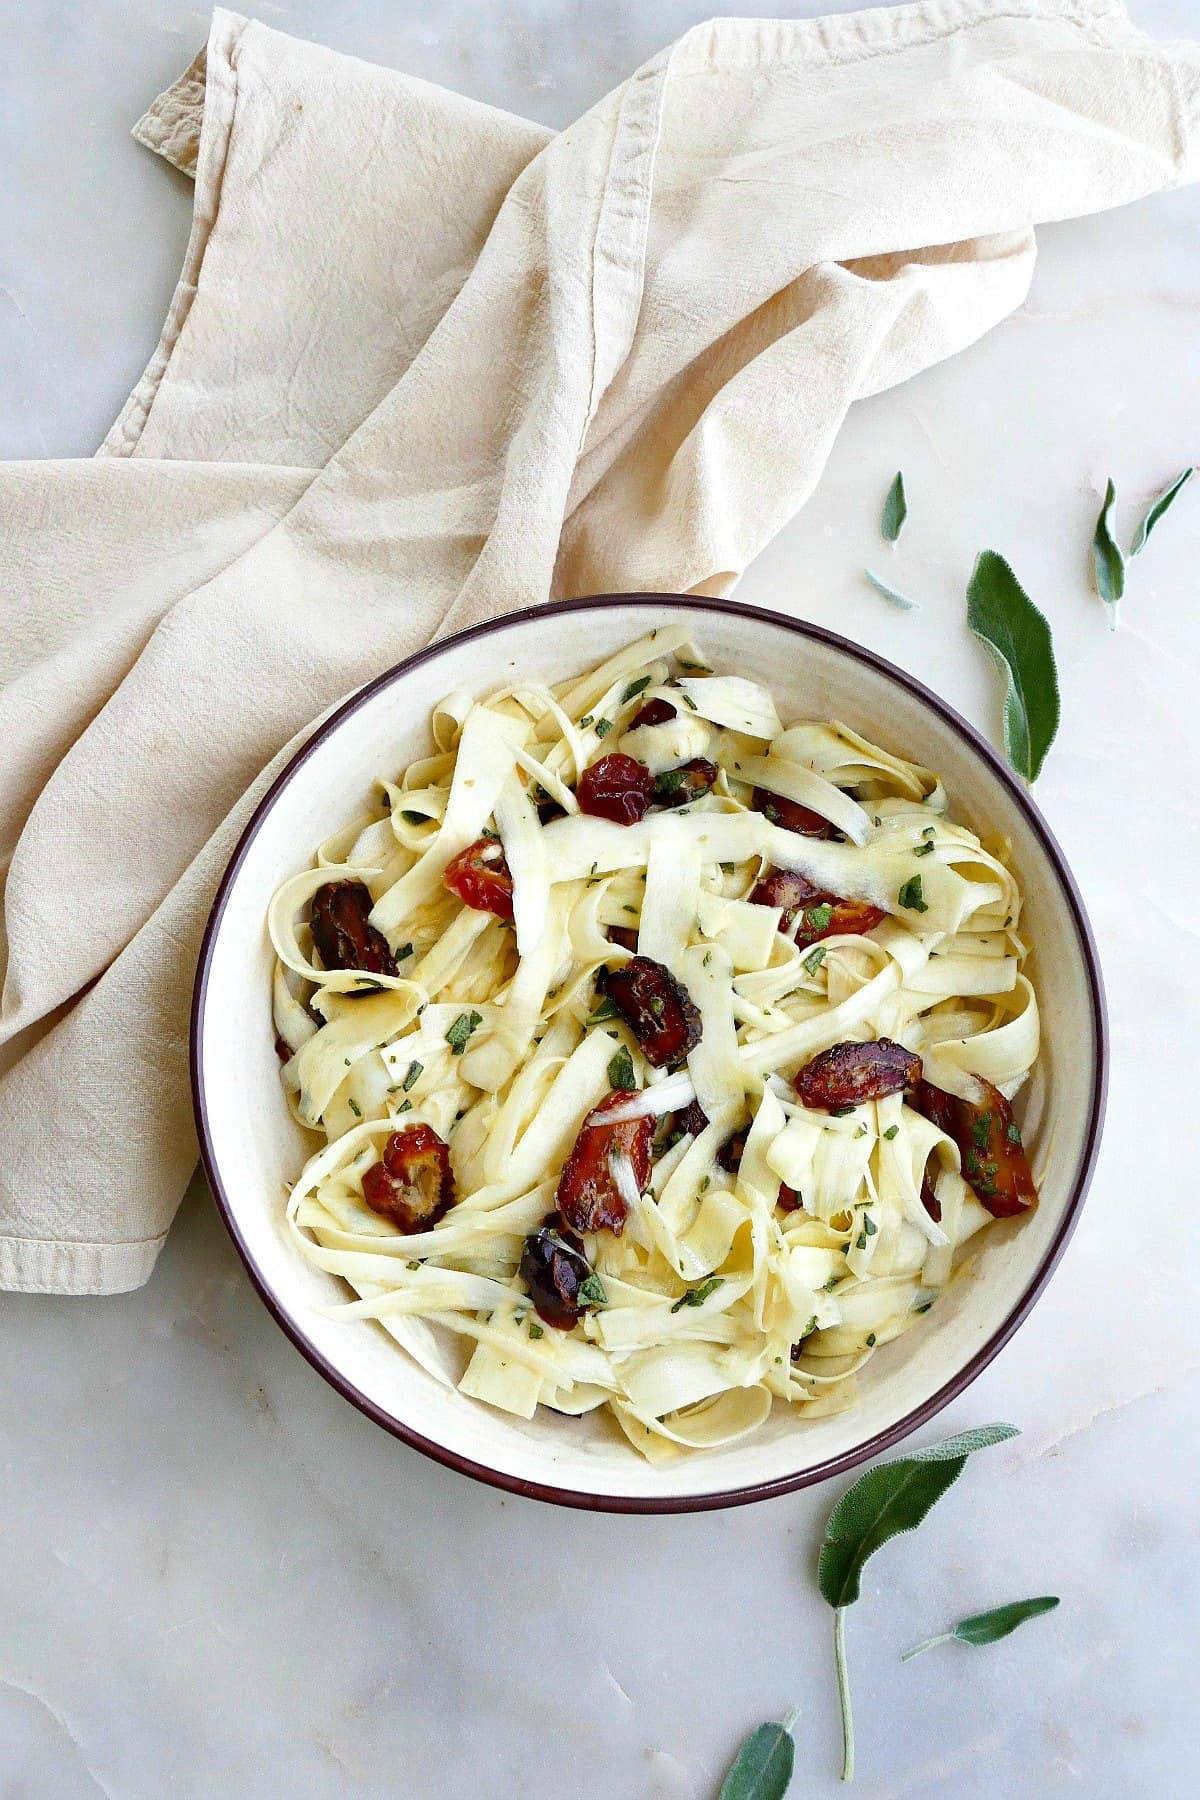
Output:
[{"xmin": 3, "ymin": 3, "xmax": 1199, "ymax": 1795}]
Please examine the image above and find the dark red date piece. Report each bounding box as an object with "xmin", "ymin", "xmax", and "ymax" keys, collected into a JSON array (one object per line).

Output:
[
  {"xmin": 556, "ymin": 1090, "xmax": 654, "ymax": 1235},
  {"xmin": 310, "ymin": 880, "xmax": 398, "ymax": 977},
  {"xmin": 629, "ymin": 697, "xmax": 677, "ymax": 731},
  {"xmin": 361, "ymin": 1124, "xmax": 455, "ymax": 1233},
  {"xmin": 519, "ymin": 1216, "xmax": 595, "ymax": 1329},
  {"xmin": 577, "ymin": 753, "xmax": 654, "ymax": 826},
  {"xmin": 443, "ymin": 837, "xmax": 515, "ymax": 920},
  {"xmin": 605, "ymin": 955, "xmax": 702, "ymax": 1068},
  {"xmin": 795, "ymin": 1038, "xmax": 921, "ymax": 1110},
  {"xmin": 653, "ymin": 758, "xmax": 719, "ymax": 809},
  {"xmin": 749, "ymin": 869, "xmax": 886, "ymax": 946},
  {"xmin": 753, "ymin": 787, "xmax": 833, "ymax": 838},
  {"xmin": 913, "ymin": 1078, "xmax": 1036, "ymax": 1217}
]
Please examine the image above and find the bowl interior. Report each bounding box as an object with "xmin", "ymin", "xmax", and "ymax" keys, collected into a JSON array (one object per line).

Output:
[{"xmin": 194, "ymin": 598, "xmax": 1103, "ymax": 1507}]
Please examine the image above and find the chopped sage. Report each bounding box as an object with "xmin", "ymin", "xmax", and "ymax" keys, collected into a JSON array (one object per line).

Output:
[
  {"xmin": 670, "ymin": 1276, "xmax": 725, "ymax": 1313},
  {"xmin": 445, "ymin": 1010, "xmax": 483, "ymax": 1055}
]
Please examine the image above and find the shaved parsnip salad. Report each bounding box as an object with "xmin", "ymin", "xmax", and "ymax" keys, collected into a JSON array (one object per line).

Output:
[{"xmin": 269, "ymin": 627, "xmax": 1039, "ymax": 1461}]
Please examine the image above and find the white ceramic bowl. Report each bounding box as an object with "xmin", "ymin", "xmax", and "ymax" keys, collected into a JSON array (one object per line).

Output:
[{"xmin": 192, "ymin": 596, "xmax": 1106, "ymax": 1511}]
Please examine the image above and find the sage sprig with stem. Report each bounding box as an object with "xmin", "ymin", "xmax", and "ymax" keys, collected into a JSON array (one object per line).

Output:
[
  {"xmin": 817, "ymin": 1422, "xmax": 1019, "ymax": 1783},
  {"xmin": 901, "ymin": 1594, "xmax": 1059, "ymax": 1660}
]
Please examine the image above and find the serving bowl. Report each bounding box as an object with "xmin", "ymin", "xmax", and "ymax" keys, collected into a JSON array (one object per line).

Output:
[{"xmin": 191, "ymin": 595, "xmax": 1106, "ymax": 1511}]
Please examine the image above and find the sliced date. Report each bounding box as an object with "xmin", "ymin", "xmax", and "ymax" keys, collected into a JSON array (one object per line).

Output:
[
  {"xmin": 443, "ymin": 836, "xmax": 515, "ymax": 919},
  {"xmin": 577, "ymin": 753, "xmax": 654, "ymax": 825},
  {"xmin": 913, "ymin": 1078, "xmax": 1037, "ymax": 1217},
  {"xmin": 361, "ymin": 1124, "xmax": 455, "ymax": 1233},
  {"xmin": 310, "ymin": 879, "xmax": 398, "ymax": 977},
  {"xmin": 556, "ymin": 1090, "xmax": 654, "ymax": 1235},
  {"xmin": 752, "ymin": 786, "xmax": 834, "ymax": 837},
  {"xmin": 605, "ymin": 955, "xmax": 702, "ymax": 1068},
  {"xmin": 795, "ymin": 1038, "xmax": 921, "ymax": 1110},
  {"xmin": 652, "ymin": 758, "xmax": 718, "ymax": 809},
  {"xmin": 519, "ymin": 1216, "xmax": 595, "ymax": 1329},
  {"xmin": 749, "ymin": 869, "xmax": 885, "ymax": 946},
  {"xmin": 629, "ymin": 697, "xmax": 677, "ymax": 730}
]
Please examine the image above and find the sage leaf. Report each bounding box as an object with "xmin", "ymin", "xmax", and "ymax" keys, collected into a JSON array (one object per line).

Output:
[
  {"xmin": 818, "ymin": 1422, "xmax": 1019, "ymax": 1783},
  {"xmin": 1092, "ymin": 478, "xmax": 1125, "ymax": 625},
  {"xmin": 864, "ymin": 568, "xmax": 918, "ymax": 611},
  {"xmin": 1131, "ymin": 467, "xmax": 1193, "ymax": 555},
  {"xmin": 901, "ymin": 1594, "xmax": 1059, "ymax": 1661},
  {"xmin": 881, "ymin": 472, "xmax": 907, "ymax": 542},
  {"xmin": 966, "ymin": 552, "xmax": 1060, "ymax": 784},
  {"xmin": 719, "ymin": 1711, "xmax": 798, "ymax": 1800},
  {"xmin": 444, "ymin": 1010, "xmax": 483, "ymax": 1055}
]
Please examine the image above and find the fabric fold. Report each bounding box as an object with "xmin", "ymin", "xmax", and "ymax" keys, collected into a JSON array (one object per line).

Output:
[{"xmin": 2, "ymin": 0, "xmax": 1197, "ymax": 1292}]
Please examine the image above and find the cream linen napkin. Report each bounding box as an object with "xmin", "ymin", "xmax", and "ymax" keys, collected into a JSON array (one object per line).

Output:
[{"xmin": 2, "ymin": 1, "xmax": 1197, "ymax": 1293}]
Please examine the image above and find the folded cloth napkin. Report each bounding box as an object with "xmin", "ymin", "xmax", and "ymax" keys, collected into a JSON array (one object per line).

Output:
[{"xmin": 1, "ymin": 1, "xmax": 1197, "ymax": 1294}]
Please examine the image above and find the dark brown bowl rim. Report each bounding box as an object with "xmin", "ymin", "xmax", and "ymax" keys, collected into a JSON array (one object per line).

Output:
[{"xmin": 191, "ymin": 593, "xmax": 1108, "ymax": 1513}]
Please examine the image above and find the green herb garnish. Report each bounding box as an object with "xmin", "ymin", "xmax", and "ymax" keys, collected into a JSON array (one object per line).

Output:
[
  {"xmin": 670, "ymin": 1276, "xmax": 724, "ymax": 1313},
  {"xmin": 402, "ymin": 1061, "xmax": 423, "ymax": 1092},
  {"xmin": 445, "ymin": 1010, "xmax": 483, "ymax": 1055},
  {"xmin": 913, "ymin": 840, "xmax": 934, "ymax": 857},
  {"xmin": 818, "ymin": 1422, "xmax": 1019, "ymax": 1782},
  {"xmin": 967, "ymin": 550, "xmax": 1060, "ymax": 783},
  {"xmin": 718, "ymin": 1711, "xmax": 798, "ymax": 1800},
  {"xmin": 802, "ymin": 945, "xmax": 827, "ymax": 977},
  {"xmin": 681, "ymin": 692, "xmax": 698, "ymax": 711},
  {"xmin": 901, "ymin": 1595, "xmax": 1059, "ymax": 1661},
  {"xmin": 1005, "ymin": 1121, "xmax": 1022, "ymax": 1145},
  {"xmin": 881, "ymin": 472, "xmax": 907, "ymax": 542},
  {"xmin": 864, "ymin": 568, "xmax": 917, "ymax": 611},
  {"xmin": 587, "ymin": 996, "xmax": 620, "ymax": 1026},
  {"xmin": 607, "ymin": 1046, "xmax": 636, "ymax": 1090},
  {"xmin": 347, "ymin": 1098, "xmax": 362, "ymax": 1117},
  {"xmin": 883, "ymin": 1124, "xmax": 899, "ymax": 1141},
  {"xmin": 621, "ymin": 676, "xmax": 652, "ymax": 703},
  {"xmin": 579, "ymin": 714, "xmax": 594, "ymax": 729},
  {"xmin": 803, "ymin": 902, "xmax": 835, "ymax": 934},
  {"xmin": 897, "ymin": 875, "xmax": 928, "ymax": 913},
  {"xmin": 1092, "ymin": 477, "xmax": 1125, "ymax": 626},
  {"xmin": 578, "ymin": 1273, "xmax": 607, "ymax": 1307},
  {"xmin": 528, "ymin": 1321, "xmax": 545, "ymax": 1341},
  {"xmin": 1131, "ymin": 467, "xmax": 1193, "ymax": 555},
  {"xmin": 594, "ymin": 717, "xmax": 613, "ymax": 739}
]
